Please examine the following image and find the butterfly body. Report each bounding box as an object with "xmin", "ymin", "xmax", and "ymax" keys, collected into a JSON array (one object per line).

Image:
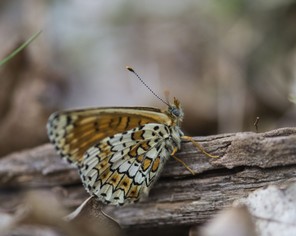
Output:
[{"xmin": 47, "ymin": 98, "xmax": 184, "ymax": 205}]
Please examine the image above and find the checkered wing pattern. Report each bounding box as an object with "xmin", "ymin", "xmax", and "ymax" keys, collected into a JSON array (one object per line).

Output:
[{"xmin": 80, "ymin": 123, "xmax": 177, "ymax": 205}]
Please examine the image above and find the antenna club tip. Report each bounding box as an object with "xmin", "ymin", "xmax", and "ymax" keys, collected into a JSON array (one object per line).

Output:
[{"xmin": 126, "ymin": 66, "xmax": 135, "ymax": 73}]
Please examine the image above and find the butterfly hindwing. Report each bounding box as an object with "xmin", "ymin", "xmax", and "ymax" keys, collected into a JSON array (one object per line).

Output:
[{"xmin": 79, "ymin": 123, "xmax": 173, "ymax": 205}]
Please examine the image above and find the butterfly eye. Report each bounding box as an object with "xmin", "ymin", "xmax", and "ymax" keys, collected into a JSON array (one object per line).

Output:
[
  {"xmin": 173, "ymin": 108, "xmax": 181, "ymax": 117},
  {"xmin": 170, "ymin": 107, "xmax": 181, "ymax": 117}
]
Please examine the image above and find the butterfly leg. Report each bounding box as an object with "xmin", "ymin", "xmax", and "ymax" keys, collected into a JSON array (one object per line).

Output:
[
  {"xmin": 182, "ymin": 136, "xmax": 219, "ymax": 158},
  {"xmin": 171, "ymin": 147, "xmax": 195, "ymax": 175}
]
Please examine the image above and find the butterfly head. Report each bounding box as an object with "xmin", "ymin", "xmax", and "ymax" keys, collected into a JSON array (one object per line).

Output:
[{"xmin": 167, "ymin": 97, "xmax": 184, "ymax": 125}]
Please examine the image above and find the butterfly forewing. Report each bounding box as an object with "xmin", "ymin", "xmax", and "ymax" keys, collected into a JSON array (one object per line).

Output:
[{"xmin": 47, "ymin": 107, "xmax": 172, "ymax": 165}]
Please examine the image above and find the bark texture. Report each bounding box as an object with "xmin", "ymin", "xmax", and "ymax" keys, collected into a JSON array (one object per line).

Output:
[{"xmin": 0, "ymin": 127, "xmax": 295, "ymax": 230}]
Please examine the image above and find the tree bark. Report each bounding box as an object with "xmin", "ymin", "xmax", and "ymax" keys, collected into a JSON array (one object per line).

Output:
[{"xmin": 0, "ymin": 127, "xmax": 295, "ymax": 229}]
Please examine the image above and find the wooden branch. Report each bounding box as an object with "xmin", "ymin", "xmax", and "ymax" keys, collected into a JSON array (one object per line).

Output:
[{"xmin": 0, "ymin": 128, "xmax": 295, "ymax": 230}]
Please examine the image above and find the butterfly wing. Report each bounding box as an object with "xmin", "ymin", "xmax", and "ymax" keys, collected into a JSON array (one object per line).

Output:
[
  {"xmin": 47, "ymin": 107, "xmax": 172, "ymax": 165},
  {"xmin": 79, "ymin": 123, "xmax": 174, "ymax": 205}
]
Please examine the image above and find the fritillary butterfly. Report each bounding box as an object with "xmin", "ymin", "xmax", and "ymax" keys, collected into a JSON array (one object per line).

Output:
[{"xmin": 47, "ymin": 67, "xmax": 217, "ymax": 205}]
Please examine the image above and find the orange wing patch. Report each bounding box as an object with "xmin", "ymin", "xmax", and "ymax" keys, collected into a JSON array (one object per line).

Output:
[
  {"xmin": 118, "ymin": 175, "xmax": 133, "ymax": 195},
  {"xmin": 126, "ymin": 184, "xmax": 141, "ymax": 199},
  {"xmin": 142, "ymin": 158, "xmax": 152, "ymax": 171},
  {"xmin": 152, "ymin": 156, "xmax": 160, "ymax": 172}
]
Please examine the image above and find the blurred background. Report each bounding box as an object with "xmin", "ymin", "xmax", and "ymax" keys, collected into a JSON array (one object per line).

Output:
[{"xmin": 0, "ymin": 0, "xmax": 296, "ymax": 157}]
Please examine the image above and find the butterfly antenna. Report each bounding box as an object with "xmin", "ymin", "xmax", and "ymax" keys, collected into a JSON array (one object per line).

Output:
[{"xmin": 126, "ymin": 66, "xmax": 170, "ymax": 106}]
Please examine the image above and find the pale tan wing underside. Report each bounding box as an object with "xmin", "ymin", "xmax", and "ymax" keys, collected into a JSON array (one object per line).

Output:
[{"xmin": 47, "ymin": 107, "xmax": 172, "ymax": 164}]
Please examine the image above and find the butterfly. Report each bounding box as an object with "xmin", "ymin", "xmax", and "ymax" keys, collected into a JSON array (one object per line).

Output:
[{"xmin": 47, "ymin": 67, "xmax": 217, "ymax": 206}]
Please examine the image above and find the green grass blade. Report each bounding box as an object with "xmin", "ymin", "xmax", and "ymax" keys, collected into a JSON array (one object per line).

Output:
[{"xmin": 0, "ymin": 30, "xmax": 42, "ymax": 67}]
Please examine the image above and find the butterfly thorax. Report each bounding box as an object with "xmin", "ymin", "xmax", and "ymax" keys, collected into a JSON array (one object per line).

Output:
[{"xmin": 165, "ymin": 125, "xmax": 183, "ymax": 151}]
